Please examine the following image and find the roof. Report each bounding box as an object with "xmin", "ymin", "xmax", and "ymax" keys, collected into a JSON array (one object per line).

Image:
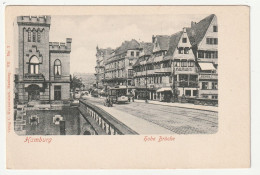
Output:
[
  {"xmin": 96, "ymin": 47, "xmax": 113, "ymax": 60},
  {"xmin": 187, "ymin": 14, "xmax": 215, "ymax": 46},
  {"xmin": 133, "ymin": 42, "xmax": 154, "ymax": 67},
  {"xmin": 114, "ymin": 39, "xmax": 140, "ymax": 55},
  {"xmin": 165, "ymin": 31, "xmax": 183, "ymax": 58},
  {"xmin": 156, "ymin": 35, "xmax": 170, "ymax": 51},
  {"xmin": 140, "ymin": 42, "xmax": 154, "ymax": 56}
]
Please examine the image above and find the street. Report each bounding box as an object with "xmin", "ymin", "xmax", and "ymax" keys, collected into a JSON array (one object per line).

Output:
[{"xmin": 83, "ymin": 96, "xmax": 218, "ymax": 134}]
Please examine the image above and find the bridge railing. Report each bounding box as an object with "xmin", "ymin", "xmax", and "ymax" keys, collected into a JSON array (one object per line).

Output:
[{"xmin": 78, "ymin": 99, "xmax": 138, "ymax": 135}]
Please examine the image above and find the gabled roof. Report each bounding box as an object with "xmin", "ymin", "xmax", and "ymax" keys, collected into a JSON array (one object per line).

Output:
[
  {"xmin": 155, "ymin": 35, "xmax": 170, "ymax": 51},
  {"xmin": 165, "ymin": 31, "xmax": 183, "ymax": 58},
  {"xmin": 133, "ymin": 42, "xmax": 153, "ymax": 67},
  {"xmin": 186, "ymin": 14, "xmax": 215, "ymax": 46},
  {"xmin": 139, "ymin": 42, "xmax": 154, "ymax": 56},
  {"xmin": 114, "ymin": 39, "xmax": 140, "ymax": 55}
]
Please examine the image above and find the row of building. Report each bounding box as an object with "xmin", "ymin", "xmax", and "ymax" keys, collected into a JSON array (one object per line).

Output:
[{"xmin": 94, "ymin": 14, "xmax": 218, "ymax": 102}]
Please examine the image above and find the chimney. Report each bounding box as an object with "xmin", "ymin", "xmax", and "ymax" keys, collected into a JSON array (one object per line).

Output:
[
  {"xmin": 183, "ymin": 27, "xmax": 187, "ymax": 33},
  {"xmin": 191, "ymin": 21, "xmax": 197, "ymax": 28},
  {"xmin": 66, "ymin": 38, "xmax": 72, "ymax": 49},
  {"xmin": 152, "ymin": 35, "xmax": 155, "ymax": 43}
]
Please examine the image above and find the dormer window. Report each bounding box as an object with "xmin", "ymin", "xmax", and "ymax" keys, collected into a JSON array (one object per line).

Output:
[
  {"xmin": 131, "ymin": 51, "xmax": 134, "ymax": 56},
  {"xmin": 182, "ymin": 38, "xmax": 187, "ymax": 43},
  {"xmin": 29, "ymin": 56, "xmax": 39, "ymax": 74},
  {"xmin": 213, "ymin": 25, "xmax": 218, "ymax": 32}
]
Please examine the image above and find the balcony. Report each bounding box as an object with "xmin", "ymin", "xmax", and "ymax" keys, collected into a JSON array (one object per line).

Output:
[
  {"xmin": 24, "ymin": 73, "xmax": 45, "ymax": 81},
  {"xmin": 154, "ymin": 67, "xmax": 171, "ymax": 73},
  {"xmin": 199, "ymin": 74, "xmax": 218, "ymax": 80},
  {"xmin": 174, "ymin": 67, "xmax": 198, "ymax": 74},
  {"xmin": 177, "ymin": 81, "xmax": 198, "ymax": 88}
]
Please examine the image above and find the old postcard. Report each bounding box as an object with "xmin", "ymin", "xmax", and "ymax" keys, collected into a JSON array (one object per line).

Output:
[{"xmin": 5, "ymin": 6, "xmax": 250, "ymax": 169}]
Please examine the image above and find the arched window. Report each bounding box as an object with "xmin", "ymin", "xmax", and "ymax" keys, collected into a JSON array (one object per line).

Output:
[
  {"xmin": 54, "ymin": 59, "xmax": 61, "ymax": 76},
  {"xmin": 28, "ymin": 29, "xmax": 31, "ymax": 42},
  {"xmin": 29, "ymin": 56, "xmax": 40, "ymax": 74},
  {"xmin": 37, "ymin": 31, "xmax": 41, "ymax": 42},
  {"xmin": 32, "ymin": 30, "xmax": 36, "ymax": 42}
]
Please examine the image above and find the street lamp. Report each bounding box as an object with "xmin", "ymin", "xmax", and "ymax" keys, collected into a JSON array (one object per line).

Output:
[{"xmin": 180, "ymin": 79, "xmax": 185, "ymax": 96}]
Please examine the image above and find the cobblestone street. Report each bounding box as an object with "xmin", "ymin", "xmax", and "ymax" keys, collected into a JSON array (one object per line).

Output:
[{"xmin": 85, "ymin": 96, "xmax": 218, "ymax": 134}]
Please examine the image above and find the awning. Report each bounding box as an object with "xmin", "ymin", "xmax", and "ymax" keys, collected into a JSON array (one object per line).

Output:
[
  {"xmin": 157, "ymin": 87, "xmax": 172, "ymax": 93},
  {"xmin": 198, "ymin": 62, "xmax": 216, "ymax": 70}
]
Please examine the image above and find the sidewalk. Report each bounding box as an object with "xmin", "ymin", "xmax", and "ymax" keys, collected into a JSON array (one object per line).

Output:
[
  {"xmin": 95, "ymin": 103, "xmax": 174, "ymax": 134},
  {"xmin": 134, "ymin": 99, "xmax": 218, "ymax": 112}
]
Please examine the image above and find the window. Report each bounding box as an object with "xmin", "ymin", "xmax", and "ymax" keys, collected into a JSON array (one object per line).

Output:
[
  {"xmin": 212, "ymin": 82, "xmax": 218, "ymax": 89},
  {"xmin": 54, "ymin": 59, "xmax": 61, "ymax": 76},
  {"xmin": 136, "ymin": 52, "xmax": 140, "ymax": 57},
  {"xmin": 212, "ymin": 95, "xmax": 218, "ymax": 99},
  {"xmin": 188, "ymin": 61, "xmax": 194, "ymax": 67},
  {"xmin": 185, "ymin": 90, "xmax": 191, "ymax": 96},
  {"xmin": 128, "ymin": 70, "xmax": 134, "ymax": 77},
  {"xmin": 129, "ymin": 60, "xmax": 133, "ymax": 66},
  {"xmin": 193, "ymin": 90, "xmax": 198, "ymax": 97},
  {"xmin": 206, "ymin": 38, "xmax": 210, "ymax": 44},
  {"xmin": 182, "ymin": 38, "xmax": 187, "ymax": 43},
  {"xmin": 202, "ymin": 82, "xmax": 208, "ymax": 89},
  {"xmin": 198, "ymin": 51, "xmax": 204, "ymax": 58},
  {"xmin": 37, "ymin": 31, "xmax": 41, "ymax": 42},
  {"xmin": 206, "ymin": 38, "xmax": 218, "ymax": 45},
  {"xmin": 178, "ymin": 47, "xmax": 184, "ymax": 54},
  {"xmin": 29, "ymin": 56, "xmax": 39, "ymax": 74},
  {"xmin": 184, "ymin": 47, "xmax": 189, "ymax": 54},
  {"xmin": 181, "ymin": 61, "xmax": 187, "ymax": 67},
  {"xmin": 28, "ymin": 30, "xmax": 31, "ymax": 42},
  {"xmin": 175, "ymin": 61, "xmax": 180, "ymax": 67},
  {"xmin": 214, "ymin": 38, "xmax": 218, "ymax": 45},
  {"xmin": 155, "ymin": 77, "xmax": 158, "ymax": 84},
  {"xmin": 205, "ymin": 52, "xmax": 211, "ymax": 58},
  {"xmin": 131, "ymin": 51, "xmax": 134, "ymax": 56},
  {"xmin": 54, "ymin": 86, "xmax": 61, "ymax": 100},
  {"xmin": 213, "ymin": 26, "xmax": 218, "ymax": 32},
  {"xmin": 215, "ymin": 51, "xmax": 218, "ymax": 58},
  {"xmin": 163, "ymin": 61, "xmax": 171, "ymax": 68},
  {"xmin": 202, "ymin": 95, "xmax": 208, "ymax": 99},
  {"xmin": 32, "ymin": 30, "xmax": 36, "ymax": 42}
]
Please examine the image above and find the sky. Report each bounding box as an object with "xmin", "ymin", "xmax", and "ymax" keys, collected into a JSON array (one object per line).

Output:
[{"xmin": 15, "ymin": 14, "xmax": 209, "ymax": 74}]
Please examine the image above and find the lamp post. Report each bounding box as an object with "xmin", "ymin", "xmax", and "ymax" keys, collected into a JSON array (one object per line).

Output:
[
  {"xmin": 145, "ymin": 56, "xmax": 149, "ymax": 103},
  {"xmin": 171, "ymin": 60, "xmax": 176, "ymax": 102},
  {"xmin": 180, "ymin": 79, "xmax": 185, "ymax": 96}
]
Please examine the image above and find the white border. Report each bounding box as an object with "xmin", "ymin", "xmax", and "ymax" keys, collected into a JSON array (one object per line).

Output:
[{"xmin": 0, "ymin": 0, "xmax": 259, "ymax": 175}]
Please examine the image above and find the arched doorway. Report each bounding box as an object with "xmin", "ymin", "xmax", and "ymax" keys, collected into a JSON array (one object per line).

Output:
[{"xmin": 27, "ymin": 84, "xmax": 40, "ymax": 101}]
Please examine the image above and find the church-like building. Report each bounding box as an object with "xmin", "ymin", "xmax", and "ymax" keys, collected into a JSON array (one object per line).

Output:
[{"xmin": 15, "ymin": 16, "xmax": 72, "ymax": 104}]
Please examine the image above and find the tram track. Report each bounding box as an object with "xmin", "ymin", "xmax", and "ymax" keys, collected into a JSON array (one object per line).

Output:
[{"xmin": 83, "ymin": 97, "xmax": 218, "ymax": 134}]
